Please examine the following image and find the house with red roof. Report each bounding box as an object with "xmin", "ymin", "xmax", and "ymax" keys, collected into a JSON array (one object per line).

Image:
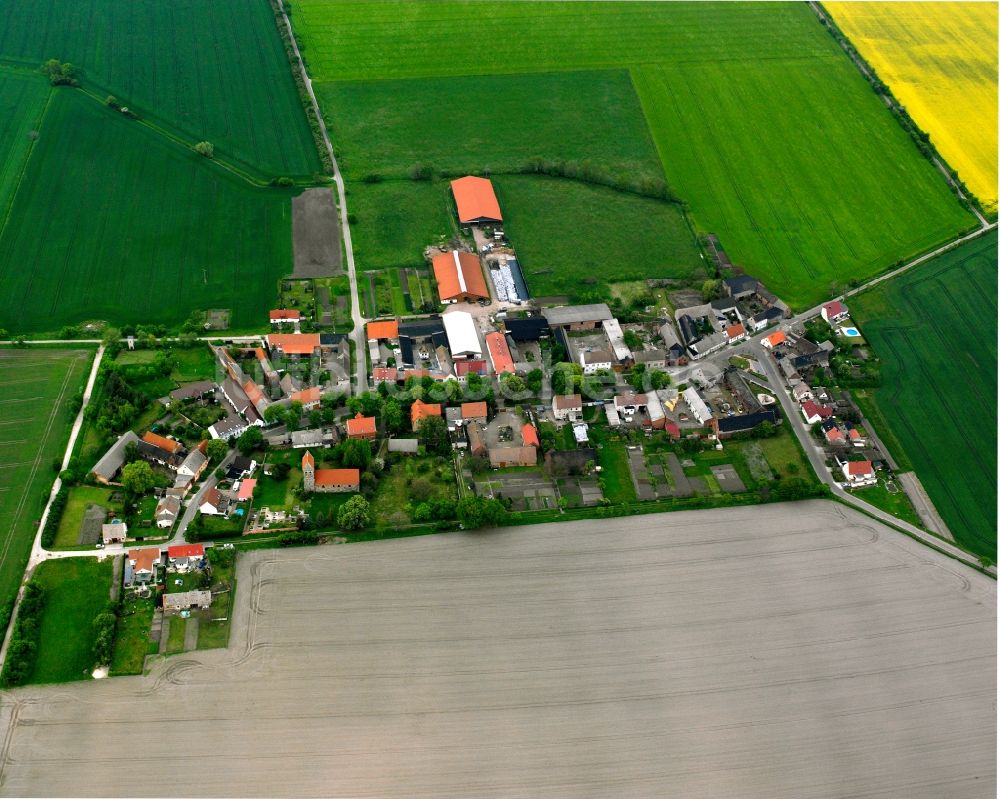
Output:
[
  {"xmin": 346, "ymin": 412, "xmax": 377, "ymax": 440},
  {"xmin": 840, "ymin": 458, "xmax": 876, "ymax": 487},
  {"xmin": 167, "ymin": 544, "xmax": 205, "ymax": 572},
  {"xmin": 290, "ymin": 386, "xmax": 321, "ymax": 410},
  {"xmin": 267, "ymin": 333, "xmax": 321, "ymax": 358},
  {"xmin": 820, "ymin": 300, "xmax": 849, "ymax": 324},
  {"xmin": 366, "ymin": 320, "xmax": 399, "ymax": 341},
  {"xmin": 761, "ymin": 330, "xmax": 786, "ymax": 349},
  {"xmin": 800, "ymin": 400, "xmax": 833, "ymax": 425},
  {"xmin": 725, "ymin": 323, "xmax": 747, "ymax": 343},
  {"xmin": 127, "ymin": 548, "xmax": 161, "ymax": 586},
  {"xmin": 461, "ymin": 402, "xmax": 488, "ymax": 423},
  {"xmin": 411, "ymin": 399, "xmax": 441, "ymax": 429},
  {"xmin": 485, "ymin": 331, "xmax": 515, "ymax": 374},
  {"xmin": 454, "ymin": 360, "xmax": 487, "ymax": 381},
  {"xmin": 236, "ymin": 478, "xmax": 257, "ymax": 502},
  {"xmin": 270, "ymin": 309, "xmax": 300, "ymax": 325},
  {"xmin": 521, "ymin": 423, "xmax": 540, "ymax": 448},
  {"xmin": 372, "ymin": 367, "xmax": 399, "ymax": 385}
]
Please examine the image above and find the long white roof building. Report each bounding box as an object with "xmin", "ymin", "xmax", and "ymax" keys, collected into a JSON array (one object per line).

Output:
[{"xmin": 442, "ymin": 311, "xmax": 482, "ymax": 359}]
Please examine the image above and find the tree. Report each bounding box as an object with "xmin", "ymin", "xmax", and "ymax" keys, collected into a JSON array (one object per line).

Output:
[
  {"xmin": 193, "ymin": 141, "xmax": 215, "ymax": 158},
  {"xmin": 622, "ymin": 330, "xmax": 643, "ymax": 350},
  {"xmin": 41, "ymin": 59, "xmax": 78, "ymax": 86},
  {"xmin": 457, "ymin": 496, "xmax": 506, "ymax": 529},
  {"xmin": 339, "ymin": 438, "xmax": 372, "ymax": 469},
  {"xmin": 525, "ymin": 369, "xmax": 544, "ymax": 395},
  {"xmin": 337, "ymin": 495, "xmax": 370, "ymax": 531},
  {"xmin": 417, "ymin": 415, "xmax": 450, "ymax": 456},
  {"xmin": 236, "ymin": 426, "xmax": 263, "ymax": 455},
  {"xmin": 120, "ymin": 461, "xmax": 154, "ymax": 495},
  {"xmin": 499, "ymin": 373, "xmax": 526, "ymax": 396},
  {"xmin": 205, "ymin": 439, "xmax": 228, "ymax": 463},
  {"xmin": 382, "ymin": 398, "xmax": 403, "ymax": 434},
  {"xmin": 105, "ymin": 95, "xmax": 119, "ymax": 109},
  {"xmin": 701, "ymin": 279, "xmax": 724, "ymax": 302},
  {"xmin": 264, "ymin": 404, "xmax": 286, "ymax": 425},
  {"xmin": 409, "ymin": 478, "xmax": 433, "ymax": 502}
]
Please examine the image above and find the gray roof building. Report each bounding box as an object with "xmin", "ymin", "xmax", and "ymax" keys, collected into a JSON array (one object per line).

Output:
[
  {"xmin": 543, "ymin": 303, "xmax": 613, "ymax": 327},
  {"xmin": 387, "ymin": 438, "xmax": 419, "ymax": 454},
  {"xmin": 91, "ymin": 431, "xmax": 140, "ymax": 484}
]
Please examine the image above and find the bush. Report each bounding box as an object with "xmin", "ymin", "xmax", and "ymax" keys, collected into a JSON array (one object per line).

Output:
[
  {"xmin": 92, "ymin": 604, "xmax": 119, "ymax": 667},
  {"xmin": 270, "ymin": 176, "xmax": 294, "ymax": 186},
  {"xmin": 40, "ymin": 487, "xmax": 69, "ymax": 548},
  {"xmin": 0, "ymin": 582, "xmax": 45, "ymax": 687},
  {"xmin": 278, "ymin": 530, "xmax": 319, "ymax": 546}
]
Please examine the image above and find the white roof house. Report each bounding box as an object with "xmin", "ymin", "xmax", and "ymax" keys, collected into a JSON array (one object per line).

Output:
[
  {"xmin": 682, "ymin": 386, "xmax": 714, "ymax": 425},
  {"xmin": 442, "ymin": 311, "xmax": 482, "ymax": 359},
  {"xmin": 601, "ymin": 318, "xmax": 632, "ymax": 363}
]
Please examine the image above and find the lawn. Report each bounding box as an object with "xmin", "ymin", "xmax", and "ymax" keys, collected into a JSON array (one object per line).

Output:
[
  {"xmin": 51, "ymin": 485, "xmax": 116, "ymax": 549},
  {"xmin": 827, "ymin": 2, "xmax": 997, "ymax": 213},
  {"xmin": 597, "ymin": 442, "xmax": 637, "ymax": 504},
  {"xmin": 255, "ymin": 470, "xmax": 301, "ymax": 510},
  {"xmin": 197, "ymin": 547, "xmax": 236, "ymax": 650},
  {"xmin": 851, "ymin": 230, "xmax": 997, "ymax": 558},
  {"xmin": 0, "ymin": 90, "xmax": 296, "ymax": 333},
  {"xmin": 165, "ymin": 617, "xmax": 187, "ymax": 655},
  {"xmin": 756, "ymin": 426, "xmax": 815, "ymax": 481},
  {"xmin": 370, "ymin": 457, "xmax": 457, "ymax": 525},
  {"xmin": 0, "ymin": 349, "xmax": 91, "ymax": 612},
  {"xmin": 0, "ymin": 0, "xmax": 320, "ymax": 179},
  {"xmin": 30, "ymin": 556, "xmax": 113, "ymax": 684},
  {"xmin": 292, "ymin": 0, "xmax": 973, "ymax": 309},
  {"xmin": 169, "ymin": 346, "xmax": 218, "ymax": 383},
  {"xmin": 494, "ymin": 176, "xmax": 703, "ymax": 301},
  {"xmin": 109, "ymin": 598, "xmax": 156, "ymax": 676},
  {"xmin": 853, "ymin": 478, "xmax": 923, "ymax": 531}
]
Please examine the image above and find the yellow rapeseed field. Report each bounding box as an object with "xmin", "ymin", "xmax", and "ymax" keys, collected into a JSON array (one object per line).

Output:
[{"xmin": 827, "ymin": 2, "xmax": 998, "ymax": 213}]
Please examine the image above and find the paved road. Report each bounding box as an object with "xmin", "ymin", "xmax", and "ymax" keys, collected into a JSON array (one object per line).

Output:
[
  {"xmin": 0, "ymin": 505, "xmax": 992, "ymax": 798},
  {"xmin": 750, "ymin": 341, "xmax": 991, "ymax": 574},
  {"xmin": 276, "ymin": 3, "xmax": 368, "ymax": 395},
  {"xmin": 169, "ymin": 450, "xmax": 237, "ymax": 545}
]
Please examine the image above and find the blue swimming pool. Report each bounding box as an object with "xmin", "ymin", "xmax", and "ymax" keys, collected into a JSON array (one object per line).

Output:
[{"xmin": 841, "ymin": 327, "xmax": 861, "ymax": 337}]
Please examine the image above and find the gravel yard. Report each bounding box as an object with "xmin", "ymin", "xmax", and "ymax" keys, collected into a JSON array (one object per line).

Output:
[{"xmin": 0, "ymin": 501, "xmax": 993, "ymax": 798}]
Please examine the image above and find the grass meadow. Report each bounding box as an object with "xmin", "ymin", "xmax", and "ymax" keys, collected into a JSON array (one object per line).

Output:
[
  {"xmin": 292, "ymin": 0, "xmax": 974, "ymax": 308},
  {"xmin": 0, "ymin": 70, "xmax": 49, "ymax": 222},
  {"xmin": 851, "ymin": 231, "xmax": 997, "ymax": 558},
  {"xmin": 0, "ymin": 349, "xmax": 91, "ymax": 613},
  {"xmin": 29, "ymin": 556, "xmax": 113, "ymax": 684},
  {"xmin": 827, "ymin": 2, "xmax": 998, "ymax": 213},
  {"xmin": 0, "ymin": 0, "xmax": 320, "ymax": 178},
  {"xmin": 0, "ymin": 90, "xmax": 295, "ymax": 332}
]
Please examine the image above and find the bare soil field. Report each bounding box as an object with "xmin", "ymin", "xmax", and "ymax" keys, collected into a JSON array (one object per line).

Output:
[
  {"xmin": 0, "ymin": 501, "xmax": 993, "ymax": 798},
  {"xmin": 292, "ymin": 188, "xmax": 342, "ymax": 278}
]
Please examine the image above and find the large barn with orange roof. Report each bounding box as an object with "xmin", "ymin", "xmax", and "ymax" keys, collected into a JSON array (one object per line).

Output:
[
  {"xmin": 450, "ymin": 176, "xmax": 502, "ymax": 224},
  {"xmin": 432, "ymin": 251, "xmax": 489, "ymax": 304}
]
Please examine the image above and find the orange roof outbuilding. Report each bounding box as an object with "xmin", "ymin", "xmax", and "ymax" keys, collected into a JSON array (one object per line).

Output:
[
  {"xmin": 461, "ymin": 401, "xmax": 488, "ymax": 420},
  {"xmin": 346, "ymin": 412, "xmax": 377, "ymax": 439},
  {"xmin": 485, "ymin": 331, "xmax": 515, "ymax": 374},
  {"xmin": 142, "ymin": 431, "xmax": 182, "ymax": 454},
  {"xmin": 367, "ymin": 320, "xmax": 399, "ymax": 340},
  {"xmin": 522, "ymin": 423, "xmax": 540, "ymax": 448},
  {"xmin": 290, "ymin": 386, "xmax": 321, "ymax": 405},
  {"xmin": 432, "ymin": 251, "xmax": 489, "ymax": 302},
  {"xmin": 450, "ymin": 176, "xmax": 502, "ymax": 224},
  {"xmin": 268, "ymin": 333, "xmax": 321, "ymax": 356}
]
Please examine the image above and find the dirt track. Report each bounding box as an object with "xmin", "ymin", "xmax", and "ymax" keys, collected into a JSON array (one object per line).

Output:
[{"xmin": 0, "ymin": 501, "xmax": 994, "ymax": 798}]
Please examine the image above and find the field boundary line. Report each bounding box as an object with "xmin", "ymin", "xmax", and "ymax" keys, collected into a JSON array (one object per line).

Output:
[{"xmin": 0, "ymin": 83, "xmax": 54, "ymax": 242}]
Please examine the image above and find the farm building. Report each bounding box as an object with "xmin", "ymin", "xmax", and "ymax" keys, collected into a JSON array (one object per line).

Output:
[
  {"xmin": 267, "ymin": 333, "xmax": 321, "ymax": 358},
  {"xmin": 91, "ymin": 431, "xmax": 140, "ymax": 485},
  {"xmin": 450, "ymin": 176, "xmax": 502, "ymax": 224},
  {"xmin": 366, "ymin": 319, "xmax": 399, "ymax": 341},
  {"xmin": 485, "ymin": 331, "xmax": 515, "ymax": 374},
  {"xmin": 543, "ymin": 303, "xmax": 613, "ymax": 331},
  {"xmin": 290, "ymin": 386, "xmax": 321, "ymax": 409},
  {"xmin": 442, "ymin": 312, "xmax": 482, "ymax": 359},
  {"xmin": 163, "ymin": 591, "xmax": 212, "ymax": 613},
  {"xmin": 388, "ymin": 438, "xmax": 419, "ymax": 454},
  {"xmin": 503, "ymin": 317, "xmax": 550, "ymax": 341},
  {"xmin": 682, "ymin": 387, "xmax": 713, "ymax": 425},
  {"xmin": 432, "ymin": 251, "xmax": 489, "ymax": 303}
]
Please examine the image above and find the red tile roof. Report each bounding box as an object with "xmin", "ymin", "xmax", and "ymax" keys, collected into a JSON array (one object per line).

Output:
[
  {"xmin": 302, "ymin": 451, "xmax": 314, "ymax": 468},
  {"xmin": 270, "ymin": 309, "xmax": 300, "ymax": 321},
  {"xmin": 450, "ymin": 176, "xmax": 502, "ymax": 223},
  {"xmin": 846, "ymin": 460, "xmax": 874, "ymax": 476},
  {"xmin": 268, "ymin": 333, "xmax": 321, "ymax": 356},
  {"xmin": 404, "ymin": 369, "xmax": 430, "ymax": 381},
  {"xmin": 367, "ymin": 320, "xmax": 399, "ymax": 340},
  {"xmin": 823, "ymin": 300, "xmax": 847, "ymax": 317},
  {"xmin": 236, "ymin": 479, "xmax": 257, "ymax": 501},
  {"xmin": 554, "ymin": 394, "xmax": 582, "ymax": 410},
  {"xmin": 455, "ymin": 360, "xmax": 486, "ymax": 377},
  {"xmin": 128, "ymin": 548, "xmax": 159, "ymax": 572},
  {"xmin": 168, "ymin": 544, "xmax": 205, "ymax": 559},
  {"xmin": 314, "ymin": 468, "xmax": 360, "ymax": 488},
  {"xmin": 521, "ymin": 423, "xmax": 539, "ymax": 448},
  {"xmin": 346, "ymin": 412, "xmax": 377, "ymax": 438},
  {"xmin": 763, "ymin": 331, "xmax": 786, "ymax": 347},
  {"xmin": 243, "ymin": 380, "xmax": 265, "ymax": 406},
  {"xmin": 801, "ymin": 400, "xmax": 833, "ymax": 420},
  {"xmin": 825, "ymin": 426, "xmax": 844, "ymax": 442},
  {"xmin": 485, "ymin": 331, "xmax": 514, "ymax": 374},
  {"xmin": 725, "ymin": 323, "xmax": 745, "ymax": 339},
  {"xmin": 372, "ymin": 367, "xmax": 398, "ymax": 382},
  {"xmin": 461, "ymin": 401, "xmax": 488, "ymax": 420},
  {"xmin": 290, "ymin": 386, "xmax": 321, "ymax": 405},
  {"xmin": 142, "ymin": 431, "xmax": 182, "ymax": 454},
  {"xmin": 665, "ymin": 421, "xmax": 681, "ymax": 439},
  {"xmin": 432, "ymin": 251, "xmax": 489, "ymax": 302},
  {"xmin": 411, "ymin": 399, "xmax": 441, "ymax": 426}
]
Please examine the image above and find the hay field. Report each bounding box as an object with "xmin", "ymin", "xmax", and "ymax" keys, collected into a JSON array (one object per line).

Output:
[
  {"xmin": 0, "ymin": 503, "xmax": 993, "ymax": 797},
  {"xmin": 0, "ymin": 349, "xmax": 91, "ymax": 613},
  {"xmin": 291, "ymin": 1, "xmax": 973, "ymax": 308},
  {"xmin": 827, "ymin": 2, "xmax": 998, "ymax": 214},
  {"xmin": 0, "ymin": 90, "xmax": 295, "ymax": 332},
  {"xmin": 0, "ymin": 0, "xmax": 320, "ymax": 178},
  {"xmin": 851, "ymin": 230, "xmax": 997, "ymax": 559}
]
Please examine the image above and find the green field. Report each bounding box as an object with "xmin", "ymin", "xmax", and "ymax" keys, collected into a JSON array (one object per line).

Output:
[
  {"xmin": 291, "ymin": 0, "xmax": 973, "ymax": 308},
  {"xmin": 0, "ymin": 0, "xmax": 320, "ymax": 178},
  {"xmin": 0, "ymin": 349, "xmax": 91, "ymax": 612},
  {"xmin": 110, "ymin": 598, "xmax": 156, "ymax": 675},
  {"xmin": 851, "ymin": 231, "xmax": 997, "ymax": 558},
  {"xmin": 494, "ymin": 176, "xmax": 702, "ymax": 300},
  {"xmin": 51, "ymin": 486, "xmax": 116, "ymax": 549},
  {"xmin": 0, "ymin": 89, "xmax": 295, "ymax": 332},
  {"xmin": 30, "ymin": 556, "xmax": 113, "ymax": 683},
  {"xmin": 0, "ymin": 70, "xmax": 49, "ymax": 222}
]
